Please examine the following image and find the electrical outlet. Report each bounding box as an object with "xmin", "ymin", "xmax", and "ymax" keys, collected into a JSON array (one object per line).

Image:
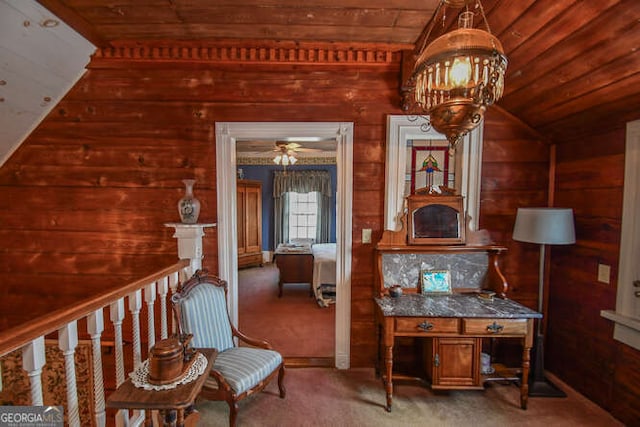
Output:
[
  {"xmin": 362, "ymin": 228, "xmax": 372, "ymax": 244},
  {"xmin": 597, "ymin": 263, "xmax": 611, "ymax": 284}
]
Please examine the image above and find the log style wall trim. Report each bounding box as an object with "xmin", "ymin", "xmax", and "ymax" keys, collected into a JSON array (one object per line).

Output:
[{"xmin": 92, "ymin": 41, "xmax": 404, "ymax": 66}]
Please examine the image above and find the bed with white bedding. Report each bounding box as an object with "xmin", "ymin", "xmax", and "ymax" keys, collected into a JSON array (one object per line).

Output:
[{"xmin": 311, "ymin": 243, "xmax": 336, "ymax": 307}]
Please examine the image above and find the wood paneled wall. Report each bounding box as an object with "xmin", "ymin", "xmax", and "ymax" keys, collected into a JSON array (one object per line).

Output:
[
  {"xmin": 0, "ymin": 51, "xmax": 398, "ymax": 348},
  {"xmin": 550, "ymin": 124, "xmax": 640, "ymax": 425},
  {"xmin": 1, "ymin": 41, "xmax": 636, "ymax": 423},
  {"xmin": 480, "ymin": 108, "xmax": 550, "ymax": 311},
  {"xmin": 0, "ymin": 45, "xmax": 547, "ymax": 360}
]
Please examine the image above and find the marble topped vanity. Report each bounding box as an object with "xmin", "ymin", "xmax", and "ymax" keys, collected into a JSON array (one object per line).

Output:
[
  {"xmin": 374, "ymin": 229, "xmax": 541, "ymax": 412},
  {"xmin": 375, "ymin": 294, "xmax": 541, "ymax": 319}
]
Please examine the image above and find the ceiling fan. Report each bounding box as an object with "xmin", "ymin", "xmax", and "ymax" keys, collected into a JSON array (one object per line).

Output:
[
  {"xmin": 272, "ymin": 141, "xmax": 322, "ymax": 168},
  {"xmin": 272, "ymin": 140, "xmax": 322, "ymax": 155}
]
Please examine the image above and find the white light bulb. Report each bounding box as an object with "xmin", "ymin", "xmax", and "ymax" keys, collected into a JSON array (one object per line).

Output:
[{"xmin": 450, "ymin": 57, "xmax": 472, "ymax": 87}]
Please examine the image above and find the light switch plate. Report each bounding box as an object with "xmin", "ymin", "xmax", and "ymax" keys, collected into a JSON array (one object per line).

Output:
[
  {"xmin": 597, "ymin": 263, "xmax": 611, "ymax": 284},
  {"xmin": 362, "ymin": 228, "xmax": 372, "ymax": 244}
]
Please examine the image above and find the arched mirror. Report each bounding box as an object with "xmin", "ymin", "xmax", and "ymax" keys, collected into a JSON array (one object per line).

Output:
[{"xmin": 384, "ymin": 115, "xmax": 484, "ymax": 232}]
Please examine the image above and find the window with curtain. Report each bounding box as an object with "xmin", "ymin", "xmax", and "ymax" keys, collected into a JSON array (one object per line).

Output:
[
  {"xmin": 273, "ymin": 170, "xmax": 331, "ymax": 246},
  {"xmin": 288, "ymin": 191, "xmax": 318, "ymax": 239}
]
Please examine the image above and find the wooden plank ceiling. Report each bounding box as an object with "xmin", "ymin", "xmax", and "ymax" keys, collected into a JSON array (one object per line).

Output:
[{"xmin": 37, "ymin": 0, "xmax": 640, "ymax": 143}]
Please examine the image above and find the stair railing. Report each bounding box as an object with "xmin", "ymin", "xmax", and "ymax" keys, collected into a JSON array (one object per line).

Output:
[{"xmin": 0, "ymin": 259, "xmax": 192, "ymax": 427}]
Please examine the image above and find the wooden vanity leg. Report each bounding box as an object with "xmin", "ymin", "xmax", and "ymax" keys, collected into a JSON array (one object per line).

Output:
[
  {"xmin": 375, "ymin": 324, "xmax": 381, "ymax": 378},
  {"xmin": 380, "ymin": 316, "xmax": 395, "ymax": 412},
  {"xmin": 520, "ymin": 319, "xmax": 534, "ymax": 409},
  {"xmin": 384, "ymin": 344, "xmax": 394, "ymax": 412},
  {"xmin": 520, "ymin": 342, "xmax": 532, "ymax": 409}
]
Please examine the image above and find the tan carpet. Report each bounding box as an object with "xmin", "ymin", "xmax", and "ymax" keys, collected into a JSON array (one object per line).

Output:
[
  {"xmin": 220, "ymin": 265, "xmax": 621, "ymax": 426},
  {"xmin": 195, "ymin": 368, "xmax": 622, "ymax": 427},
  {"xmin": 238, "ymin": 264, "xmax": 334, "ymax": 358}
]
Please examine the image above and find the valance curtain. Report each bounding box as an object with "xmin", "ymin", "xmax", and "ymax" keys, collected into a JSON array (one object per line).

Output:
[{"xmin": 273, "ymin": 170, "xmax": 332, "ymax": 246}]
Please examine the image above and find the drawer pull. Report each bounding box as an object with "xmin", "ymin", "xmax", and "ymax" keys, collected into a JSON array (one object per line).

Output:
[
  {"xmin": 486, "ymin": 321, "xmax": 504, "ymax": 334},
  {"xmin": 418, "ymin": 321, "xmax": 434, "ymax": 331}
]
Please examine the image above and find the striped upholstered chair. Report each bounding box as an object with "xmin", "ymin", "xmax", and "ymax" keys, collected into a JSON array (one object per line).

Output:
[{"xmin": 172, "ymin": 270, "xmax": 286, "ymax": 427}]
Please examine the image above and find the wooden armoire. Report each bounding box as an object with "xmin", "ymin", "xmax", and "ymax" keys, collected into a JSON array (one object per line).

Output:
[{"xmin": 237, "ymin": 180, "xmax": 263, "ymax": 268}]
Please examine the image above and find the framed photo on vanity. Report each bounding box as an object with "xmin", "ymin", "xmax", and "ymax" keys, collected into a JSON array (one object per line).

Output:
[{"xmin": 420, "ymin": 268, "xmax": 452, "ymax": 294}]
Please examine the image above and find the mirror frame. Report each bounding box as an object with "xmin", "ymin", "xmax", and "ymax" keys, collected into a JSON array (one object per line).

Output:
[{"xmin": 384, "ymin": 115, "xmax": 484, "ymax": 232}]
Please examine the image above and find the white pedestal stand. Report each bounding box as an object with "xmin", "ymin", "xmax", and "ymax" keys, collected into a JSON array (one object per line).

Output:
[{"xmin": 164, "ymin": 223, "xmax": 216, "ymax": 276}]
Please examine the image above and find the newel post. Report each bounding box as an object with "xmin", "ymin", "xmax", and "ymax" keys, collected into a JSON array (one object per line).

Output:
[{"xmin": 165, "ymin": 223, "xmax": 216, "ymax": 275}]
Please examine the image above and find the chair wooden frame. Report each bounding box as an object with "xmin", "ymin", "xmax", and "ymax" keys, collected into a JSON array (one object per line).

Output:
[{"xmin": 172, "ymin": 270, "xmax": 286, "ymax": 427}]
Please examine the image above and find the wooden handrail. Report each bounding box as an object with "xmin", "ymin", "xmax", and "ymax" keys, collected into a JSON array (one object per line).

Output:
[{"xmin": 0, "ymin": 259, "xmax": 190, "ymax": 356}]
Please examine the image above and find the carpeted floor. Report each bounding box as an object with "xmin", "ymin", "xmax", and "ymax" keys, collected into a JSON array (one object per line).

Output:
[
  {"xmin": 227, "ymin": 264, "xmax": 622, "ymax": 426},
  {"xmin": 194, "ymin": 367, "xmax": 622, "ymax": 427},
  {"xmin": 238, "ymin": 264, "xmax": 335, "ymax": 358}
]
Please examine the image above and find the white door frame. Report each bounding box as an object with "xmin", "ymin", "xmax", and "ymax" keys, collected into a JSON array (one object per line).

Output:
[{"xmin": 215, "ymin": 122, "xmax": 353, "ymax": 368}]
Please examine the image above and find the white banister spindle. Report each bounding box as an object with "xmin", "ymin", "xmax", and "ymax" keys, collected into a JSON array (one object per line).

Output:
[
  {"xmin": 180, "ymin": 267, "xmax": 190, "ymax": 284},
  {"xmin": 169, "ymin": 271, "xmax": 179, "ymax": 293},
  {"xmin": 109, "ymin": 299, "xmax": 126, "ymax": 387},
  {"xmin": 144, "ymin": 282, "xmax": 157, "ymax": 350},
  {"xmin": 110, "ymin": 299, "xmax": 129, "ymax": 427},
  {"xmin": 22, "ymin": 337, "xmax": 45, "ymax": 406},
  {"xmin": 157, "ymin": 277, "xmax": 169, "ymax": 339},
  {"xmin": 169, "ymin": 272, "xmax": 180, "ymax": 334},
  {"xmin": 87, "ymin": 309, "xmax": 106, "ymax": 427},
  {"xmin": 128, "ymin": 290, "xmax": 143, "ymax": 368},
  {"xmin": 59, "ymin": 321, "xmax": 80, "ymax": 427},
  {"xmin": 131, "ymin": 285, "xmax": 149, "ymax": 427}
]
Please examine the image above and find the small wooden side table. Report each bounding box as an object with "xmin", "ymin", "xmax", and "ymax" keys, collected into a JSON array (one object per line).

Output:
[{"xmin": 107, "ymin": 348, "xmax": 217, "ymax": 427}]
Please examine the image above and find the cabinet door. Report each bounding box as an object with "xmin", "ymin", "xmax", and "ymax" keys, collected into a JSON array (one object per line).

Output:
[
  {"xmin": 244, "ymin": 184, "xmax": 262, "ymax": 254},
  {"xmin": 426, "ymin": 337, "xmax": 481, "ymax": 389}
]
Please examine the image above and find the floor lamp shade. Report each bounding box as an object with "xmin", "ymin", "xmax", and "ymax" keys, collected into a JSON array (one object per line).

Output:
[{"xmin": 513, "ymin": 208, "xmax": 575, "ymax": 245}]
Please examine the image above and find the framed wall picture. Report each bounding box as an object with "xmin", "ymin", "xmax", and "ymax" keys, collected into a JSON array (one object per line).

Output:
[{"xmin": 420, "ymin": 268, "xmax": 452, "ymax": 294}]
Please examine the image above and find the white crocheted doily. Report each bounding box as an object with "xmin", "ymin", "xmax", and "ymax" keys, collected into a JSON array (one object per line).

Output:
[{"xmin": 130, "ymin": 352, "xmax": 208, "ymax": 391}]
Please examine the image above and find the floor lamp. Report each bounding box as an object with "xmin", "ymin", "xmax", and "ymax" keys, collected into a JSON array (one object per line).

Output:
[{"xmin": 513, "ymin": 207, "xmax": 575, "ymax": 397}]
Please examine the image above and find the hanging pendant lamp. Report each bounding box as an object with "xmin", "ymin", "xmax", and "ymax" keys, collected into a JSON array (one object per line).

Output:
[{"xmin": 403, "ymin": 0, "xmax": 507, "ymax": 148}]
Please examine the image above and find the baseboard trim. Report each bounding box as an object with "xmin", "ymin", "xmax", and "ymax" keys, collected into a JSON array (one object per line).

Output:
[{"xmin": 284, "ymin": 357, "xmax": 334, "ymax": 368}]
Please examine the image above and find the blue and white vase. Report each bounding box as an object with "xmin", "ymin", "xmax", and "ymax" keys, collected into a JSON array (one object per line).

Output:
[{"xmin": 178, "ymin": 179, "xmax": 201, "ymax": 224}]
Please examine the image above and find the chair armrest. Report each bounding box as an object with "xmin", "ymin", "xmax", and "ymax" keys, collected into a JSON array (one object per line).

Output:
[{"xmin": 233, "ymin": 330, "xmax": 273, "ymax": 350}]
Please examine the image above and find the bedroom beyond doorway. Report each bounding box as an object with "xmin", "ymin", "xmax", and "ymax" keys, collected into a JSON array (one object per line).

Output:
[{"xmin": 238, "ymin": 263, "xmax": 335, "ymax": 362}]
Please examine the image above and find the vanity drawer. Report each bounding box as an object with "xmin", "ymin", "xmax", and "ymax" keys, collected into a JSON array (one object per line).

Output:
[
  {"xmin": 395, "ymin": 318, "xmax": 459, "ymax": 334},
  {"xmin": 462, "ymin": 319, "xmax": 528, "ymax": 335}
]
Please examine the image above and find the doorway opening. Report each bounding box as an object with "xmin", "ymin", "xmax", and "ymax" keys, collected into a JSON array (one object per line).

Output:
[{"xmin": 215, "ymin": 122, "xmax": 353, "ymax": 368}]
